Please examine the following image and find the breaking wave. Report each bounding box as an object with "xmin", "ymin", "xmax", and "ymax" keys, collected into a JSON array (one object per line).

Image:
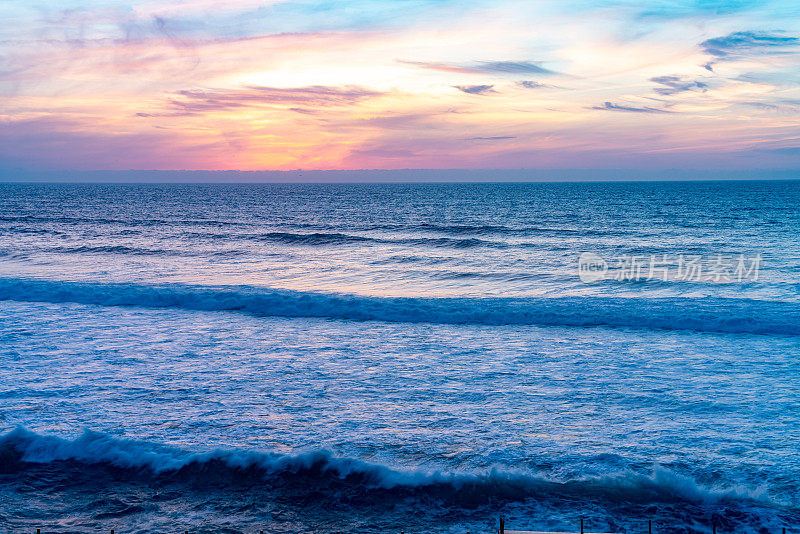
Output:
[
  {"xmin": 0, "ymin": 428, "xmax": 765, "ymax": 507},
  {"xmin": 0, "ymin": 278, "xmax": 798, "ymax": 335}
]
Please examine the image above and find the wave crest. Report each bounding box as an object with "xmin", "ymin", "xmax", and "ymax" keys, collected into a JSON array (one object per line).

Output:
[
  {"xmin": 0, "ymin": 428, "xmax": 765, "ymax": 507},
  {"xmin": 1, "ymin": 278, "xmax": 798, "ymax": 335}
]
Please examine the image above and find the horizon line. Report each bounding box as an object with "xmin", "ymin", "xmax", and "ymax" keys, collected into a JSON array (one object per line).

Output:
[{"xmin": 2, "ymin": 168, "xmax": 800, "ymax": 183}]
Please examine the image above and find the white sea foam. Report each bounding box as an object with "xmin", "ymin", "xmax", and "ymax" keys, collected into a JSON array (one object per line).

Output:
[
  {"xmin": 0, "ymin": 427, "xmax": 771, "ymax": 506},
  {"xmin": 1, "ymin": 278, "xmax": 798, "ymax": 335}
]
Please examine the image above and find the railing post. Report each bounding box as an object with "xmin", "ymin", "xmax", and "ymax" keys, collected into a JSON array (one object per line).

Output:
[
  {"xmin": 580, "ymin": 518, "xmax": 584, "ymax": 534},
  {"xmin": 649, "ymin": 519, "xmax": 652, "ymax": 534},
  {"xmin": 499, "ymin": 515, "xmax": 504, "ymax": 534}
]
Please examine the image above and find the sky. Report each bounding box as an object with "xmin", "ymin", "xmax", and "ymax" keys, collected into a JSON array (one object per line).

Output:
[{"xmin": 1, "ymin": 0, "xmax": 800, "ymax": 176}]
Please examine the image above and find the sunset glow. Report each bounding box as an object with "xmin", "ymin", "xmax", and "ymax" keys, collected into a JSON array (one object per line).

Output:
[{"xmin": 2, "ymin": 1, "xmax": 800, "ymax": 172}]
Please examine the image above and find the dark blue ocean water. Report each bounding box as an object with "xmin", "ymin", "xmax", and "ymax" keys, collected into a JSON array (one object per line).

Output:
[{"xmin": 0, "ymin": 181, "xmax": 799, "ymax": 533}]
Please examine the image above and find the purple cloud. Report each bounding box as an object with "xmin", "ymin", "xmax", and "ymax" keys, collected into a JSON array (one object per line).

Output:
[
  {"xmin": 650, "ymin": 75, "xmax": 707, "ymax": 95},
  {"xmin": 592, "ymin": 101, "xmax": 672, "ymax": 113},
  {"xmin": 453, "ymin": 84, "xmax": 496, "ymax": 95},
  {"xmin": 700, "ymin": 31, "xmax": 798, "ymax": 70},
  {"xmin": 138, "ymin": 85, "xmax": 385, "ymax": 117},
  {"xmin": 518, "ymin": 80, "xmax": 546, "ymax": 89},
  {"xmin": 701, "ymin": 31, "xmax": 798, "ymax": 57}
]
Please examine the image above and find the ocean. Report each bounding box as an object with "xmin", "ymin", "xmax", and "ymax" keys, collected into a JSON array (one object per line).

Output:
[{"xmin": 0, "ymin": 181, "xmax": 798, "ymax": 533}]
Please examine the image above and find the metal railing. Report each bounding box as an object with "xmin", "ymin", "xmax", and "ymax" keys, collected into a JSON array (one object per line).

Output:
[{"xmin": 498, "ymin": 517, "xmax": 790, "ymax": 534}]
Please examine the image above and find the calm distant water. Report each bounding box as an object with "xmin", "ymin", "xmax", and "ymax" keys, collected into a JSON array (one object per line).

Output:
[{"xmin": 1, "ymin": 181, "xmax": 799, "ymax": 534}]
